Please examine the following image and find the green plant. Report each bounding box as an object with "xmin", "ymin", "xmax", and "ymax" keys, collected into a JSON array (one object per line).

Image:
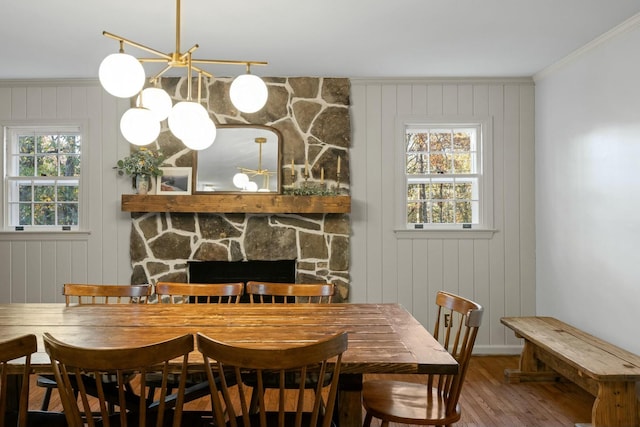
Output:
[{"xmin": 115, "ymin": 147, "xmax": 166, "ymax": 178}]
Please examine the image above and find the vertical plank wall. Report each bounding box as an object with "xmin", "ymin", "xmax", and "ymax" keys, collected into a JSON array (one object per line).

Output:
[
  {"xmin": 0, "ymin": 80, "xmax": 132, "ymax": 303},
  {"xmin": 0, "ymin": 78, "xmax": 534, "ymax": 353},
  {"xmin": 349, "ymin": 79, "xmax": 535, "ymax": 353}
]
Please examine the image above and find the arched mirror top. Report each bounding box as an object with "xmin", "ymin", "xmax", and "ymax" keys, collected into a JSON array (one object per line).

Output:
[{"xmin": 193, "ymin": 125, "xmax": 282, "ymax": 194}]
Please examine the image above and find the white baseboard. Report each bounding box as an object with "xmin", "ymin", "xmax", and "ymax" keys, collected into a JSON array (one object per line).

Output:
[{"xmin": 472, "ymin": 345, "xmax": 523, "ymax": 355}]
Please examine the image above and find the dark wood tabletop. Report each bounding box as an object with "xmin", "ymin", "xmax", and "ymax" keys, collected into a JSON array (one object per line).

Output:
[{"xmin": 0, "ymin": 303, "xmax": 457, "ymax": 427}]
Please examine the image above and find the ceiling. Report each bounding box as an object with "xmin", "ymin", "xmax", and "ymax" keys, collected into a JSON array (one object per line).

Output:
[{"xmin": 2, "ymin": 0, "xmax": 640, "ymax": 80}]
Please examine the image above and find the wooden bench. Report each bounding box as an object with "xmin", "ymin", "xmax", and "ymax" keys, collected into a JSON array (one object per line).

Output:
[{"xmin": 501, "ymin": 316, "xmax": 640, "ymax": 427}]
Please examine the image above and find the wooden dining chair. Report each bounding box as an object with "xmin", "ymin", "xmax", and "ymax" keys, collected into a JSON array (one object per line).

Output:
[
  {"xmin": 362, "ymin": 291, "xmax": 484, "ymax": 427},
  {"xmin": 245, "ymin": 281, "xmax": 334, "ymax": 304},
  {"xmin": 63, "ymin": 283, "xmax": 152, "ymax": 305},
  {"xmin": 43, "ymin": 332, "xmax": 194, "ymax": 427},
  {"xmin": 148, "ymin": 281, "xmax": 244, "ymax": 405},
  {"xmin": 37, "ymin": 283, "xmax": 152, "ymax": 412},
  {"xmin": 245, "ymin": 281, "xmax": 336, "ymax": 413},
  {"xmin": 155, "ymin": 281, "xmax": 244, "ymax": 304},
  {"xmin": 0, "ymin": 334, "xmax": 67, "ymax": 427},
  {"xmin": 196, "ymin": 331, "xmax": 347, "ymax": 427}
]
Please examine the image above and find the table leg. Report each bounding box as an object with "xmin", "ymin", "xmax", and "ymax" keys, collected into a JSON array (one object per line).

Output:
[
  {"xmin": 592, "ymin": 381, "xmax": 638, "ymax": 427},
  {"xmin": 335, "ymin": 373, "xmax": 363, "ymax": 427}
]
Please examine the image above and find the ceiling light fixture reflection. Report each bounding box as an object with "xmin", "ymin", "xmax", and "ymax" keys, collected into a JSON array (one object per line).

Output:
[{"xmin": 233, "ymin": 137, "xmax": 275, "ymax": 191}]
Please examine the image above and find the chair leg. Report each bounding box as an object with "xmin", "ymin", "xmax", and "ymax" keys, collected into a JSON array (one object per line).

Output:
[
  {"xmin": 40, "ymin": 388, "xmax": 52, "ymax": 411},
  {"xmin": 249, "ymin": 388, "xmax": 259, "ymax": 414},
  {"xmin": 146, "ymin": 386, "xmax": 157, "ymax": 406}
]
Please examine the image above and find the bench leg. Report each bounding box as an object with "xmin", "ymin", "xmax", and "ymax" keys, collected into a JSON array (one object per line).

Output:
[
  {"xmin": 504, "ymin": 340, "xmax": 560, "ymax": 383},
  {"xmin": 592, "ymin": 381, "xmax": 638, "ymax": 427}
]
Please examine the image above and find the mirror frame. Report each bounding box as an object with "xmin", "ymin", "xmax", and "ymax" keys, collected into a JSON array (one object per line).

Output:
[{"xmin": 192, "ymin": 124, "xmax": 282, "ymax": 194}]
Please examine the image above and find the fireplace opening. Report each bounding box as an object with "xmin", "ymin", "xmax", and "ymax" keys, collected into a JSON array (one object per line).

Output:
[{"xmin": 188, "ymin": 260, "xmax": 296, "ymax": 303}]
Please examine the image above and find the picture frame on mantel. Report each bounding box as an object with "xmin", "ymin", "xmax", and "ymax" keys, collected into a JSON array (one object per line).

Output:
[{"xmin": 157, "ymin": 167, "xmax": 192, "ymax": 195}]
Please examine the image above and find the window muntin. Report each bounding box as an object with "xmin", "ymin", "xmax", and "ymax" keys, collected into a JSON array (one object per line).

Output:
[
  {"xmin": 404, "ymin": 125, "xmax": 482, "ymax": 228},
  {"xmin": 4, "ymin": 126, "xmax": 81, "ymax": 230}
]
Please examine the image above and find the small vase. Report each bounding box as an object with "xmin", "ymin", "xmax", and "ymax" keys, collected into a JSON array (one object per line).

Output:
[{"xmin": 135, "ymin": 174, "xmax": 150, "ymax": 195}]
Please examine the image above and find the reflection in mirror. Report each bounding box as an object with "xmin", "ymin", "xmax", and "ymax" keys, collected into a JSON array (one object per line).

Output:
[{"xmin": 193, "ymin": 125, "xmax": 281, "ymax": 193}]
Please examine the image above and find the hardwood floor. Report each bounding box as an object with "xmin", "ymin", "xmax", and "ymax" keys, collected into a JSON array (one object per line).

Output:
[{"xmin": 29, "ymin": 355, "xmax": 594, "ymax": 426}]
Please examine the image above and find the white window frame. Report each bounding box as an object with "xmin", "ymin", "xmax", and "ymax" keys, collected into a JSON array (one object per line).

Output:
[
  {"xmin": 395, "ymin": 116, "xmax": 495, "ymax": 239},
  {"xmin": 1, "ymin": 122, "xmax": 88, "ymax": 233}
]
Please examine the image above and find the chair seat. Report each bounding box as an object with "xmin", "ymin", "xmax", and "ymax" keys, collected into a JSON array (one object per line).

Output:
[
  {"xmin": 362, "ymin": 380, "xmax": 461, "ymax": 425},
  {"xmin": 36, "ymin": 374, "xmax": 57, "ymax": 387}
]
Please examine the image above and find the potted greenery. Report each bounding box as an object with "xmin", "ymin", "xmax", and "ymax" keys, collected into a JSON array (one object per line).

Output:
[{"xmin": 115, "ymin": 147, "xmax": 166, "ymax": 194}]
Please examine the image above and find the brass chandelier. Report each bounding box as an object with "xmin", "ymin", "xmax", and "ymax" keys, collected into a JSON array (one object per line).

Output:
[{"xmin": 99, "ymin": 0, "xmax": 268, "ymax": 149}]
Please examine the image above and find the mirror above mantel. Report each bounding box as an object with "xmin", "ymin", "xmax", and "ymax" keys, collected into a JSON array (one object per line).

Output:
[{"xmin": 193, "ymin": 125, "xmax": 281, "ymax": 194}]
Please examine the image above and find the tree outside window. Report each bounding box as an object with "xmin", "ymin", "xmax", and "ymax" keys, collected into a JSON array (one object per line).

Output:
[{"xmin": 405, "ymin": 125, "xmax": 479, "ymax": 226}]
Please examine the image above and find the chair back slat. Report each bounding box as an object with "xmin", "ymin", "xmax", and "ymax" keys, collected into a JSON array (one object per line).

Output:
[
  {"xmin": 63, "ymin": 283, "xmax": 152, "ymax": 305},
  {"xmin": 197, "ymin": 331, "xmax": 347, "ymax": 427},
  {"xmin": 246, "ymin": 281, "xmax": 334, "ymax": 304},
  {"xmin": 44, "ymin": 332, "xmax": 193, "ymax": 427},
  {"xmin": 155, "ymin": 282, "xmax": 244, "ymax": 304}
]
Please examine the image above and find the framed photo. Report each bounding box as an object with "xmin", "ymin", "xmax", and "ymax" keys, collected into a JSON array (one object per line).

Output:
[{"xmin": 157, "ymin": 167, "xmax": 192, "ymax": 195}]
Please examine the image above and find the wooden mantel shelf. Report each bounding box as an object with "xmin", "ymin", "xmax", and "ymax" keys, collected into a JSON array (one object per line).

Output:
[{"xmin": 121, "ymin": 194, "xmax": 351, "ymax": 214}]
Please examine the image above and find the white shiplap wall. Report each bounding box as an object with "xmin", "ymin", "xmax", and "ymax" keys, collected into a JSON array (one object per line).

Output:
[
  {"xmin": 0, "ymin": 81, "xmax": 133, "ymax": 303},
  {"xmin": 0, "ymin": 78, "xmax": 535, "ymax": 353},
  {"xmin": 349, "ymin": 79, "xmax": 536, "ymax": 353}
]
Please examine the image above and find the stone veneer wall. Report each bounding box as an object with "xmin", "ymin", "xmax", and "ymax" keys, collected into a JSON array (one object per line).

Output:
[{"xmin": 128, "ymin": 77, "xmax": 351, "ymax": 301}]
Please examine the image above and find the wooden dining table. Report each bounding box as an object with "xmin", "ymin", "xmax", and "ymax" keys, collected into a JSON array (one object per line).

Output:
[{"xmin": 0, "ymin": 302, "xmax": 457, "ymax": 427}]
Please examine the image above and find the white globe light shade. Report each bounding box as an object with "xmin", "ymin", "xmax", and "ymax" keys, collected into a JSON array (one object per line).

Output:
[
  {"xmin": 168, "ymin": 101, "xmax": 208, "ymax": 141},
  {"xmin": 99, "ymin": 53, "xmax": 145, "ymax": 98},
  {"xmin": 229, "ymin": 74, "xmax": 268, "ymax": 113},
  {"xmin": 136, "ymin": 88, "xmax": 173, "ymax": 121},
  {"xmin": 182, "ymin": 117, "xmax": 217, "ymax": 150},
  {"xmin": 119, "ymin": 107, "xmax": 160, "ymax": 146},
  {"xmin": 233, "ymin": 173, "xmax": 249, "ymax": 189},
  {"xmin": 245, "ymin": 181, "xmax": 259, "ymax": 192}
]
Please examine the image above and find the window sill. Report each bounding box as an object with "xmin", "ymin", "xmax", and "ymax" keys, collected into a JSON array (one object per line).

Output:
[
  {"xmin": 394, "ymin": 228, "xmax": 497, "ymax": 239},
  {"xmin": 0, "ymin": 230, "xmax": 91, "ymax": 241}
]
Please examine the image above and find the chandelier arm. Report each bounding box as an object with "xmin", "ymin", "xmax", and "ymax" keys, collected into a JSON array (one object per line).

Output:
[
  {"xmin": 102, "ymin": 31, "xmax": 172, "ymax": 61},
  {"xmin": 187, "ymin": 65, "xmax": 212, "ymax": 79},
  {"xmin": 142, "ymin": 61, "xmax": 212, "ymax": 80},
  {"xmin": 177, "ymin": 44, "xmax": 199, "ymax": 62},
  {"xmin": 192, "ymin": 59, "xmax": 268, "ymax": 67},
  {"xmin": 148, "ymin": 64, "xmax": 174, "ymax": 82},
  {"xmin": 138, "ymin": 58, "xmax": 174, "ymax": 63}
]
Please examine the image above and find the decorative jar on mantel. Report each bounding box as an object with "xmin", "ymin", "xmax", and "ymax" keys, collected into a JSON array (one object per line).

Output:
[{"xmin": 135, "ymin": 174, "xmax": 151, "ymax": 195}]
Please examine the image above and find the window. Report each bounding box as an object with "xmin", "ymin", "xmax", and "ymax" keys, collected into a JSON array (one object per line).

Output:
[
  {"xmin": 3, "ymin": 125, "xmax": 82, "ymax": 231},
  {"xmin": 397, "ymin": 117, "xmax": 493, "ymax": 232}
]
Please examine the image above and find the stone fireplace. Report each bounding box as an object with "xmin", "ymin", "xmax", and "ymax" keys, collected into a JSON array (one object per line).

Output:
[{"xmin": 127, "ymin": 77, "xmax": 351, "ymax": 301}]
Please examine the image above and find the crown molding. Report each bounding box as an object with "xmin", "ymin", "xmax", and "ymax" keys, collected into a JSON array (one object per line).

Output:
[{"xmin": 534, "ymin": 12, "xmax": 640, "ymax": 82}]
